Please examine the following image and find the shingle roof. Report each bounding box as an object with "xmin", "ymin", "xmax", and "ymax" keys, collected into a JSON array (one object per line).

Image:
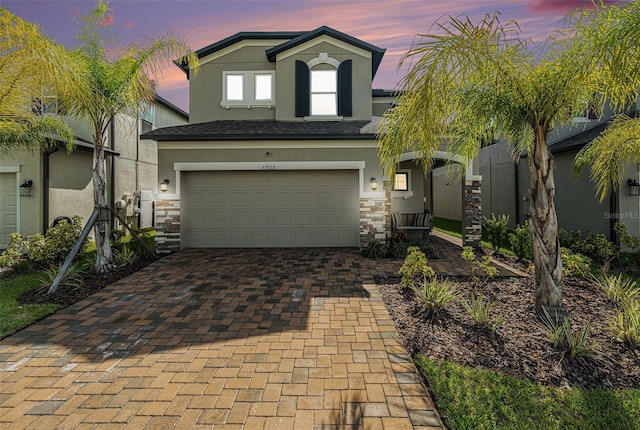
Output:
[
  {"xmin": 548, "ymin": 122, "xmax": 608, "ymax": 154},
  {"xmin": 140, "ymin": 120, "xmax": 377, "ymax": 141}
]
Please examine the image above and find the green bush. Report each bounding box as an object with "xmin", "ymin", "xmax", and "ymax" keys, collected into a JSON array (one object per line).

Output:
[
  {"xmin": 6, "ymin": 216, "xmax": 85, "ymax": 266},
  {"xmin": 483, "ymin": 213, "xmax": 510, "ymax": 250},
  {"xmin": 399, "ymin": 246, "xmax": 435, "ymax": 289},
  {"xmin": 113, "ymin": 246, "xmax": 139, "ymax": 267},
  {"xmin": 594, "ymin": 273, "xmax": 639, "ymax": 306},
  {"xmin": 509, "ymin": 223, "xmax": 533, "ymax": 260},
  {"xmin": 608, "ymin": 299, "xmax": 640, "ymax": 346},
  {"xmin": 561, "ymin": 247, "xmax": 592, "ymax": 278},
  {"xmin": 615, "ymin": 222, "xmax": 640, "ymax": 253},
  {"xmin": 361, "ymin": 239, "xmax": 387, "ymax": 259},
  {"xmin": 36, "ymin": 262, "xmax": 85, "ymax": 292},
  {"xmin": 462, "ymin": 246, "xmax": 499, "ymax": 286},
  {"xmin": 540, "ymin": 310, "xmax": 601, "ymax": 363},
  {"xmin": 559, "ymin": 228, "xmax": 618, "ymax": 270},
  {"xmin": 413, "ymin": 276, "xmax": 458, "ymax": 320},
  {"xmin": 462, "ymin": 292, "xmax": 504, "ymax": 332}
]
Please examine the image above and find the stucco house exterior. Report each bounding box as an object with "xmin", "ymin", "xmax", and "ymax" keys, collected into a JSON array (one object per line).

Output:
[
  {"xmin": 0, "ymin": 96, "xmax": 188, "ymax": 249},
  {"xmin": 143, "ymin": 26, "xmax": 483, "ymax": 252}
]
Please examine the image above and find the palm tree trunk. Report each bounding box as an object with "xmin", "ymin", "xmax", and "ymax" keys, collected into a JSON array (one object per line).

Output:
[
  {"xmin": 528, "ymin": 127, "xmax": 564, "ymax": 318},
  {"xmin": 92, "ymin": 128, "xmax": 112, "ymax": 273}
]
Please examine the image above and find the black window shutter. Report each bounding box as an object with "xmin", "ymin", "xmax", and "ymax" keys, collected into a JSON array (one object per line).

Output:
[
  {"xmin": 295, "ymin": 60, "xmax": 310, "ymax": 117},
  {"xmin": 338, "ymin": 60, "xmax": 352, "ymax": 117}
]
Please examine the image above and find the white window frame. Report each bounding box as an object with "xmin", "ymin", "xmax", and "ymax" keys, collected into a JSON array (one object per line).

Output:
[
  {"xmin": 221, "ymin": 71, "xmax": 275, "ymax": 109},
  {"xmin": 310, "ymin": 69, "xmax": 337, "ymax": 116}
]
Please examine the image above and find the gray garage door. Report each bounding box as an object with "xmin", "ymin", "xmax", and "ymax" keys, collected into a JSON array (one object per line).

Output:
[
  {"xmin": 0, "ymin": 173, "xmax": 17, "ymax": 249},
  {"xmin": 185, "ymin": 170, "xmax": 359, "ymax": 247}
]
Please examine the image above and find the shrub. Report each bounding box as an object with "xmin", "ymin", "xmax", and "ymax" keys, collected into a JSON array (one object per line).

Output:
[
  {"xmin": 413, "ymin": 276, "xmax": 458, "ymax": 320},
  {"xmin": 113, "ymin": 246, "xmax": 139, "ymax": 267},
  {"xmin": 361, "ymin": 239, "xmax": 387, "ymax": 259},
  {"xmin": 9, "ymin": 216, "xmax": 85, "ymax": 266},
  {"xmin": 36, "ymin": 262, "xmax": 85, "ymax": 292},
  {"xmin": 615, "ymin": 222, "xmax": 640, "ymax": 253},
  {"xmin": 462, "ymin": 292, "xmax": 504, "ymax": 332},
  {"xmin": 558, "ymin": 228, "xmax": 583, "ymax": 249},
  {"xmin": 0, "ymin": 234, "xmax": 25, "ymax": 269},
  {"xmin": 540, "ymin": 310, "xmax": 601, "ymax": 363},
  {"xmin": 399, "ymin": 246, "xmax": 435, "ymax": 289},
  {"xmin": 483, "ymin": 213, "xmax": 510, "ymax": 251},
  {"xmin": 608, "ymin": 300, "xmax": 640, "ymax": 346},
  {"xmin": 561, "ymin": 247, "xmax": 592, "ymax": 278},
  {"xmin": 127, "ymin": 228, "xmax": 155, "ymax": 256},
  {"xmin": 462, "ymin": 246, "xmax": 499, "ymax": 286},
  {"xmin": 558, "ymin": 228, "xmax": 618, "ymax": 270},
  {"xmin": 594, "ymin": 273, "xmax": 639, "ymax": 306},
  {"xmin": 508, "ymin": 223, "xmax": 533, "ymax": 260}
]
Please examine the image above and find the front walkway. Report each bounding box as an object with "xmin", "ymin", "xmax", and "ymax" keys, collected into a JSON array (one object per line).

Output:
[{"xmin": 0, "ymin": 249, "xmax": 444, "ymax": 429}]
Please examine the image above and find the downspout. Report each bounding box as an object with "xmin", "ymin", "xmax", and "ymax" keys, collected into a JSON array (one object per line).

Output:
[
  {"xmin": 43, "ymin": 146, "xmax": 60, "ymax": 233},
  {"xmin": 609, "ymin": 190, "xmax": 618, "ymax": 242}
]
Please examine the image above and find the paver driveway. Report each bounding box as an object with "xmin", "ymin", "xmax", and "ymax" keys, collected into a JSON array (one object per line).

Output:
[{"xmin": 0, "ymin": 248, "xmax": 443, "ymax": 429}]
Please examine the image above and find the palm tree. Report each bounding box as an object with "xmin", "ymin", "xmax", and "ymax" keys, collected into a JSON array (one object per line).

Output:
[
  {"xmin": 62, "ymin": 0, "xmax": 198, "ymax": 273},
  {"xmin": 379, "ymin": 4, "xmax": 640, "ymax": 316},
  {"xmin": 0, "ymin": 8, "xmax": 76, "ymax": 151}
]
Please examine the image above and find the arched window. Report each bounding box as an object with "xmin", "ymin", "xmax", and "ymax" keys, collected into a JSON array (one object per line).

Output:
[{"xmin": 295, "ymin": 54, "xmax": 352, "ymax": 118}]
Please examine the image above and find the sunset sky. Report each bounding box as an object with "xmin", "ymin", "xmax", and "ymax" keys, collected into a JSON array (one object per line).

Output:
[{"xmin": 2, "ymin": 0, "xmax": 610, "ymax": 112}]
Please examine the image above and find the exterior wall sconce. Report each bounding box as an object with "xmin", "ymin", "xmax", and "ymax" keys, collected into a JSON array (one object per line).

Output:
[
  {"xmin": 628, "ymin": 178, "xmax": 640, "ymax": 196},
  {"xmin": 370, "ymin": 177, "xmax": 378, "ymax": 191},
  {"xmin": 160, "ymin": 179, "xmax": 170, "ymax": 193},
  {"xmin": 20, "ymin": 180, "xmax": 33, "ymax": 197}
]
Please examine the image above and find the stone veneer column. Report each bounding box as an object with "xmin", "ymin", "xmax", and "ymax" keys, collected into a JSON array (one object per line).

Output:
[
  {"xmin": 462, "ymin": 179, "xmax": 482, "ymax": 249},
  {"xmin": 358, "ymin": 181, "xmax": 391, "ymax": 247},
  {"xmin": 155, "ymin": 197, "xmax": 181, "ymax": 254}
]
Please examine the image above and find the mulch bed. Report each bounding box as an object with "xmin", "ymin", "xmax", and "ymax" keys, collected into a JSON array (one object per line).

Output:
[
  {"xmin": 17, "ymin": 256, "xmax": 157, "ymax": 308},
  {"xmin": 377, "ymin": 263, "xmax": 640, "ymax": 390}
]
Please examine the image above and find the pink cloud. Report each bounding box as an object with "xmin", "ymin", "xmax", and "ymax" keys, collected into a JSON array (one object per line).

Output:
[
  {"xmin": 123, "ymin": 21, "xmax": 135, "ymax": 30},
  {"xmin": 527, "ymin": 0, "xmax": 618, "ymax": 15},
  {"xmin": 100, "ymin": 14, "xmax": 115, "ymax": 27}
]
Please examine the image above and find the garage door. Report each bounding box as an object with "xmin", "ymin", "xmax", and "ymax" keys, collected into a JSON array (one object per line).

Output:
[
  {"xmin": 185, "ymin": 170, "xmax": 359, "ymax": 247},
  {"xmin": 0, "ymin": 173, "xmax": 17, "ymax": 249}
]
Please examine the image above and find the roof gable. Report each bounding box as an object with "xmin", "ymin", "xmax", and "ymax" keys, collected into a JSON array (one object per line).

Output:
[{"xmin": 266, "ymin": 26, "xmax": 385, "ymax": 77}]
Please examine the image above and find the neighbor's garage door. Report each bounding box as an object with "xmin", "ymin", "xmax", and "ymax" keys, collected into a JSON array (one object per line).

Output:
[
  {"xmin": 185, "ymin": 170, "xmax": 359, "ymax": 247},
  {"xmin": 0, "ymin": 173, "xmax": 17, "ymax": 249}
]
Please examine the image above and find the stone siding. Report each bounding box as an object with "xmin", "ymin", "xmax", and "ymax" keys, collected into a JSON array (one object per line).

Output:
[
  {"xmin": 463, "ymin": 180, "xmax": 482, "ymax": 249},
  {"xmin": 359, "ymin": 185, "xmax": 391, "ymax": 247},
  {"xmin": 155, "ymin": 198, "xmax": 181, "ymax": 254}
]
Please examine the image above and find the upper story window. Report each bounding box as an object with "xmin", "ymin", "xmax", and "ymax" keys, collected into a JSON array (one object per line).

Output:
[
  {"xmin": 221, "ymin": 71, "xmax": 275, "ymax": 109},
  {"xmin": 311, "ymin": 70, "xmax": 337, "ymax": 116},
  {"xmin": 140, "ymin": 103, "xmax": 155, "ymax": 134},
  {"xmin": 32, "ymin": 87, "xmax": 60, "ymax": 115},
  {"xmin": 295, "ymin": 54, "xmax": 352, "ymax": 120}
]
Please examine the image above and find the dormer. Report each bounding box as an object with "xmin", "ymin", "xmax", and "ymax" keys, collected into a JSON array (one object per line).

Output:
[{"xmin": 179, "ymin": 27, "xmax": 385, "ymax": 124}]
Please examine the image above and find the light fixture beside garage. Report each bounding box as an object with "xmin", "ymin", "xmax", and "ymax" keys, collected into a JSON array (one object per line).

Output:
[
  {"xmin": 370, "ymin": 177, "xmax": 378, "ymax": 191},
  {"xmin": 20, "ymin": 180, "xmax": 33, "ymax": 197},
  {"xmin": 160, "ymin": 179, "xmax": 170, "ymax": 193}
]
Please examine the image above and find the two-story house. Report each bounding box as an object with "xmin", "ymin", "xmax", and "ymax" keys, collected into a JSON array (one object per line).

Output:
[
  {"xmin": 142, "ymin": 26, "xmax": 485, "ymax": 252},
  {"xmin": 0, "ymin": 96, "xmax": 188, "ymax": 249}
]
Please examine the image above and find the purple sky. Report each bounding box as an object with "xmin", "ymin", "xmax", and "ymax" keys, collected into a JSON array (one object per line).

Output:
[{"xmin": 2, "ymin": 0, "xmax": 607, "ymax": 112}]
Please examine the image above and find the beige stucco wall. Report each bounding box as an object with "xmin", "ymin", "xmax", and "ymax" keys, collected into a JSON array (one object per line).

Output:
[
  {"xmin": 432, "ymin": 166, "xmax": 462, "ymax": 221},
  {"xmin": 48, "ymin": 150, "xmax": 94, "ymax": 226},
  {"xmin": 157, "ymin": 141, "xmax": 383, "ymax": 195},
  {"xmin": 390, "ymin": 160, "xmax": 427, "ymax": 214},
  {"xmin": 618, "ymin": 163, "xmax": 640, "ymax": 250},
  {"xmin": 189, "ymin": 44, "xmax": 281, "ymax": 124},
  {"xmin": 275, "ymin": 40, "xmax": 372, "ymax": 122}
]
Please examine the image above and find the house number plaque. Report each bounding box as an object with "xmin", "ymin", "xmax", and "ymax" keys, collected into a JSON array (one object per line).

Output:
[{"xmin": 261, "ymin": 165, "xmax": 276, "ymax": 171}]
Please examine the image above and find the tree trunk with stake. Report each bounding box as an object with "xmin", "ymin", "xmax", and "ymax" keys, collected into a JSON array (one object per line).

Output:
[{"xmin": 92, "ymin": 121, "xmax": 112, "ymax": 273}]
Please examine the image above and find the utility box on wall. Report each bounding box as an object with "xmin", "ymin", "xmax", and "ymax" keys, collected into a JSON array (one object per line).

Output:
[{"xmin": 139, "ymin": 190, "xmax": 154, "ymax": 228}]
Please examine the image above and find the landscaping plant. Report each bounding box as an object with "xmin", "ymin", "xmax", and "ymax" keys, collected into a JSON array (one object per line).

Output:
[
  {"xmin": 540, "ymin": 310, "xmax": 601, "ymax": 364},
  {"xmin": 594, "ymin": 273, "xmax": 639, "ymax": 306},
  {"xmin": 361, "ymin": 239, "xmax": 387, "ymax": 259},
  {"xmin": 461, "ymin": 246, "xmax": 499, "ymax": 286},
  {"xmin": 560, "ymin": 248, "xmax": 592, "ymax": 278},
  {"xmin": 509, "ymin": 222, "xmax": 533, "ymax": 261},
  {"xmin": 483, "ymin": 213, "xmax": 510, "ymax": 251},
  {"xmin": 413, "ymin": 276, "xmax": 458, "ymax": 321},
  {"xmin": 608, "ymin": 299, "xmax": 640, "ymax": 346},
  {"xmin": 462, "ymin": 292, "xmax": 504, "ymax": 332},
  {"xmin": 399, "ymin": 246, "xmax": 435, "ymax": 289}
]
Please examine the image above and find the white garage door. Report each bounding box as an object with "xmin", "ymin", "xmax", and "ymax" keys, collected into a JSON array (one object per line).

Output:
[
  {"xmin": 185, "ymin": 170, "xmax": 359, "ymax": 247},
  {"xmin": 0, "ymin": 173, "xmax": 17, "ymax": 249}
]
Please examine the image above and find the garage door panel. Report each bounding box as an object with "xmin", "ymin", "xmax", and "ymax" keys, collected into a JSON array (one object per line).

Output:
[{"xmin": 186, "ymin": 170, "xmax": 358, "ymax": 247}]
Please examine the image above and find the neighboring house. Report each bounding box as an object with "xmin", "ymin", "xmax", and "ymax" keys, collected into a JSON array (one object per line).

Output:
[
  {"xmin": 143, "ymin": 26, "xmax": 484, "ymax": 252},
  {"xmin": 0, "ymin": 96, "xmax": 188, "ymax": 249},
  {"xmin": 431, "ymin": 103, "xmax": 640, "ymax": 243}
]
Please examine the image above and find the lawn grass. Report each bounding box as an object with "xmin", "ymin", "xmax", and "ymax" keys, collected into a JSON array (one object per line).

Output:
[
  {"xmin": 418, "ymin": 356, "xmax": 640, "ymax": 430},
  {"xmin": 0, "ymin": 273, "xmax": 60, "ymax": 339}
]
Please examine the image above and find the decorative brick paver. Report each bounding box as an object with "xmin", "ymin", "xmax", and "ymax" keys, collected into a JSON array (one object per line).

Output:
[{"xmin": 0, "ymin": 247, "xmax": 457, "ymax": 429}]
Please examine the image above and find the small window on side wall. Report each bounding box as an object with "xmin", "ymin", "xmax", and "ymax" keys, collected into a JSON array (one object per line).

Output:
[{"xmin": 393, "ymin": 172, "xmax": 409, "ymax": 191}]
